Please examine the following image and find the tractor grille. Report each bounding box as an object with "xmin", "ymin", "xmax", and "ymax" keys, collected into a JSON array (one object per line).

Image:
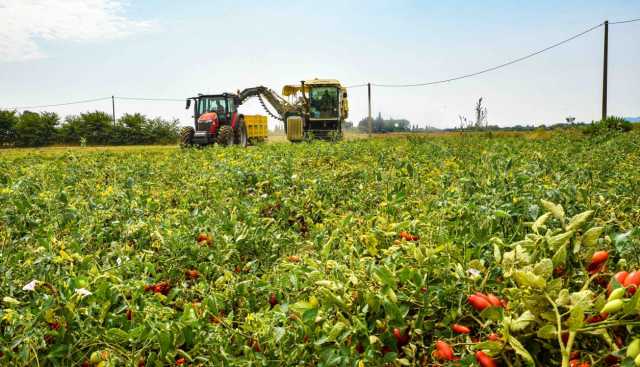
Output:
[{"xmin": 197, "ymin": 121, "xmax": 211, "ymax": 131}]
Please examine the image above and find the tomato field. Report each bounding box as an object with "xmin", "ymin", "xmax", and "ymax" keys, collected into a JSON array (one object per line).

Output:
[{"xmin": 1, "ymin": 131, "xmax": 640, "ymax": 366}]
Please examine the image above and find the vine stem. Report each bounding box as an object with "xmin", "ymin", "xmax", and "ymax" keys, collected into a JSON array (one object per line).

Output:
[{"xmin": 545, "ymin": 293, "xmax": 572, "ymax": 367}]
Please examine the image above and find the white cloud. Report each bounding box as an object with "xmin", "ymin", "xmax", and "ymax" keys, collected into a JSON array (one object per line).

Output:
[{"xmin": 0, "ymin": 0, "xmax": 153, "ymax": 62}]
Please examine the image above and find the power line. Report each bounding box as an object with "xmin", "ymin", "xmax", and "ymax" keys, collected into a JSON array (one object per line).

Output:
[
  {"xmin": 371, "ymin": 22, "xmax": 605, "ymax": 87},
  {"xmin": 3, "ymin": 17, "xmax": 638, "ymax": 106},
  {"xmin": 116, "ymin": 96, "xmax": 184, "ymax": 102},
  {"xmin": 9, "ymin": 97, "xmax": 111, "ymax": 110},
  {"xmin": 610, "ymin": 18, "xmax": 640, "ymax": 25}
]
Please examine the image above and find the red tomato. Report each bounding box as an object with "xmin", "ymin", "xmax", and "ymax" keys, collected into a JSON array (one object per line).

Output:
[
  {"xmin": 625, "ymin": 271, "xmax": 640, "ymax": 296},
  {"xmin": 475, "ymin": 351, "xmax": 497, "ymax": 367},
  {"xmin": 287, "ymin": 255, "xmax": 300, "ymax": 262},
  {"xmin": 175, "ymin": 358, "xmax": 186, "ymax": 366},
  {"xmin": 185, "ymin": 270, "xmax": 199, "ymax": 280},
  {"xmin": 486, "ymin": 293, "xmax": 503, "ymax": 307},
  {"xmin": 585, "ymin": 312, "xmax": 608, "ymax": 323},
  {"xmin": 269, "ymin": 293, "xmax": 278, "ymax": 306},
  {"xmin": 624, "ymin": 271, "xmax": 640, "ymax": 287},
  {"xmin": 399, "ymin": 231, "xmax": 419, "ymax": 241},
  {"xmin": 452, "ymin": 324, "xmax": 471, "ymax": 334},
  {"xmin": 586, "ymin": 261, "xmax": 605, "ymax": 275},
  {"xmin": 196, "ymin": 233, "xmax": 212, "ymax": 245},
  {"xmin": 608, "ymin": 271, "xmax": 629, "ymax": 294},
  {"xmin": 434, "ymin": 341, "xmax": 456, "ymax": 361},
  {"xmin": 591, "ymin": 250, "xmax": 609, "ymax": 266},
  {"xmin": 468, "ymin": 294, "xmax": 491, "ymax": 311},
  {"xmin": 392, "ymin": 327, "xmax": 410, "ymax": 347},
  {"xmin": 487, "ymin": 333, "xmax": 500, "ymax": 341}
]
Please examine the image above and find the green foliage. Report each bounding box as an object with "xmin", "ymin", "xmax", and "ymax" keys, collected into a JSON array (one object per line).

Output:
[
  {"xmin": 0, "ymin": 109, "xmax": 180, "ymax": 147},
  {"xmin": 584, "ymin": 115, "xmax": 633, "ymax": 137},
  {"xmin": 14, "ymin": 111, "xmax": 59, "ymax": 147},
  {"xmin": 358, "ymin": 112, "xmax": 411, "ymax": 133},
  {"xmin": 0, "ymin": 131, "xmax": 640, "ymax": 366},
  {"xmin": 0, "ymin": 109, "xmax": 18, "ymax": 145}
]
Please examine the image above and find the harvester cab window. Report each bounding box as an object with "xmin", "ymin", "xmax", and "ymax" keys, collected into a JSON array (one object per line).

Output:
[{"xmin": 309, "ymin": 87, "xmax": 339, "ymax": 119}]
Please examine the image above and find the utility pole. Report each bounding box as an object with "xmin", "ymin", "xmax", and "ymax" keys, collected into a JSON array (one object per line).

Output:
[
  {"xmin": 602, "ymin": 20, "xmax": 608, "ymax": 122},
  {"xmin": 367, "ymin": 83, "xmax": 372, "ymax": 138},
  {"xmin": 111, "ymin": 95, "xmax": 116, "ymax": 126}
]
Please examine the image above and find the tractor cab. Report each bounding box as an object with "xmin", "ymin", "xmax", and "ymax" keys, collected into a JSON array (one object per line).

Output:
[
  {"xmin": 186, "ymin": 93, "xmax": 239, "ymax": 128},
  {"xmin": 185, "ymin": 93, "xmax": 243, "ymax": 145}
]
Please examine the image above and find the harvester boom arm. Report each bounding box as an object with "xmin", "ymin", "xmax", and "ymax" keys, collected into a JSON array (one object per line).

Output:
[{"xmin": 238, "ymin": 86, "xmax": 297, "ymax": 121}]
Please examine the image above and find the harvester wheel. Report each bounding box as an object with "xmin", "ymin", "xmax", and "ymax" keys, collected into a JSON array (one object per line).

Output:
[
  {"xmin": 216, "ymin": 125, "xmax": 234, "ymax": 146},
  {"xmin": 180, "ymin": 126, "xmax": 195, "ymax": 147},
  {"xmin": 235, "ymin": 119, "xmax": 248, "ymax": 147}
]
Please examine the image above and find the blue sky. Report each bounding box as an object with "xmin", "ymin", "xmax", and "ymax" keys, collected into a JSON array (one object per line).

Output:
[{"xmin": 0, "ymin": 0, "xmax": 638, "ymax": 129}]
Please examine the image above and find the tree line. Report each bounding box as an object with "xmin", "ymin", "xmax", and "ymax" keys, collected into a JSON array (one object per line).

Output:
[
  {"xmin": 357, "ymin": 113, "xmax": 412, "ymax": 133},
  {"xmin": 0, "ymin": 110, "xmax": 180, "ymax": 147}
]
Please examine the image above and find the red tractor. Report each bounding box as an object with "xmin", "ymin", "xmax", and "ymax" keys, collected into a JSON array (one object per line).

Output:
[{"xmin": 181, "ymin": 93, "xmax": 248, "ymax": 147}]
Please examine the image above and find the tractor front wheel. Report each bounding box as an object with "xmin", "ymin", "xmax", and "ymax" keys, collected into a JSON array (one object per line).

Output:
[
  {"xmin": 180, "ymin": 126, "xmax": 194, "ymax": 147},
  {"xmin": 235, "ymin": 119, "xmax": 248, "ymax": 147},
  {"xmin": 216, "ymin": 125, "xmax": 234, "ymax": 146}
]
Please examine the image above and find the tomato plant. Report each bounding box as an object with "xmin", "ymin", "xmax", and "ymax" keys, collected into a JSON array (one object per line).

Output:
[{"xmin": 1, "ymin": 132, "xmax": 640, "ymax": 365}]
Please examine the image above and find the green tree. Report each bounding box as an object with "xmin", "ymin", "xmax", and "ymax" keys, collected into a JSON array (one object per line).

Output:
[
  {"xmin": 0, "ymin": 109, "xmax": 18, "ymax": 146},
  {"xmin": 15, "ymin": 111, "xmax": 59, "ymax": 147},
  {"xmin": 142, "ymin": 117, "xmax": 180, "ymax": 144},
  {"xmin": 117, "ymin": 113, "xmax": 146, "ymax": 144}
]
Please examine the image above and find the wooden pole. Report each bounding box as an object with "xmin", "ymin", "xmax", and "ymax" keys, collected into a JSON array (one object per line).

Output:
[
  {"xmin": 602, "ymin": 20, "xmax": 608, "ymax": 122},
  {"xmin": 112, "ymin": 95, "xmax": 116, "ymax": 126},
  {"xmin": 367, "ymin": 83, "xmax": 372, "ymax": 138}
]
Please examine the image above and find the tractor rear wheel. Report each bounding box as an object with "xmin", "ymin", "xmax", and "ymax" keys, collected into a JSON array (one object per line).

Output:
[
  {"xmin": 235, "ymin": 119, "xmax": 248, "ymax": 147},
  {"xmin": 180, "ymin": 126, "xmax": 195, "ymax": 147},
  {"xmin": 216, "ymin": 125, "xmax": 234, "ymax": 146}
]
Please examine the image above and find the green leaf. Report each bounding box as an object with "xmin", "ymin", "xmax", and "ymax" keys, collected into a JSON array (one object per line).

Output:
[
  {"xmin": 2, "ymin": 296, "xmax": 20, "ymax": 306},
  {"xmin": 568, "ymin": 304, "xmax": 585, "ymax": 331},
  {"xmin": 493, "ymin": 243, "xmax": 502, "ymax": 263},
  {"xmin": 480, "ymin": 306, "xmax": 504, "ymax": 321},
  {"xmin": 566, "ymin": 210, "xmax": 594, "ymax": 232},
  {"xmin": 582, "ymin": 227, "xmax": 604, "ymax": 247},
  {"xmin": 513, "ymin": 270, "xmax": 546, "ymax": 289},
  {"xmin": 473, "ymin": 341, "xmax": 504, "ymax": 356},
  {"xmin": 624, "ymin": 287, "xmax": 640, "ymax": 314},
  {"xmin": 536, "ymin": 324, "xmax": 557, "ymax": 339},
  {"xmin": 556, "ymin": 289, "xmax": 570, "ymax": 306},
  {"xmin": 510, "ymin": 311, "xmax": 536, "ymax": 331},
  {"xmin": 274, "ymin": 327, "xmax": 285, "ymax": 343},
  {"xmin": 541, "ymin": 200, "xmax": 564, "ymax": 222},
  {"xmin": 373, "ymin": 266, "xmax": 397, "ymax": 289},
  {"xmin": 570, "ymin": 290, "xmax": 594, "ymax": 309},
  {"xmin": 508, "ymin": 335, "xmax": 534, "ymax": 366},
  {"xmin": 547, "ymin": 231, "xmax": 574, "ymax": 250},
  {"xmin": 106, "ymin": 328, "xmax": 129, "ymax": 342},
  {"xmin": 552, "ymin": 244, "xmax": 567, "ymax": 267},
  {"xmin": 532, "ymin": 212, "xmax": 551, "ymax": 234},
  {"xmin": 533, "ymin": 259, "xmax": 553, "ymax": 279}
]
